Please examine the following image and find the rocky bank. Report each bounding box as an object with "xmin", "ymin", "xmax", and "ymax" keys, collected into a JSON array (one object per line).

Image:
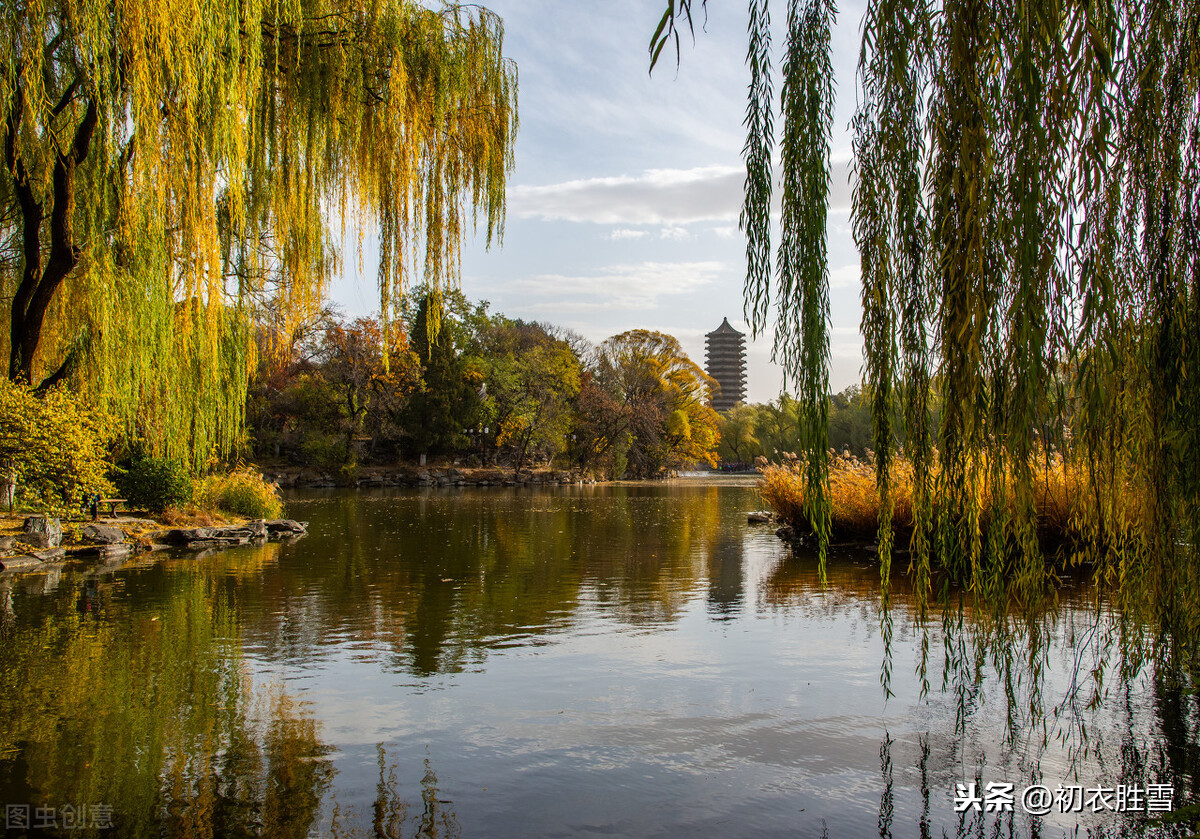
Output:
[{"xmin": 0, "ymin": 514, "xmax": 308, "ymax": 574}]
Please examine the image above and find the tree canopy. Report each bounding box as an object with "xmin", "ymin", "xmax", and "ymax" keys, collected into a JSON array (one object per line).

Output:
[
  {"xmin": 592, "ymin": 330, "xmax": 720, "ymax": 478},
  {"xmin": 2, "ymin": 0, "xmax": 517, "ymax": 466},
  {"xmin": 245, "ymin": 293, "xmax": 719, "ymax": 478},
  {"xmin": 399, "ymin": 289, "xmax": 485, "ymax": 457},
  {"xmin": 475, "ymin": 317, "xmax": 582, "ymax": 474}
]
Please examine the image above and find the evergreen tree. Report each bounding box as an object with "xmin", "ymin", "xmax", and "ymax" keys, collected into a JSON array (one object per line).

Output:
[{"xmin": 402, "ymin": 293, "xmax": 481, "ymax": 457}]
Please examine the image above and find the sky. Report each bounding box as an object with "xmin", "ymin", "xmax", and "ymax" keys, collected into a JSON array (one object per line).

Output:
[{"xmin": 329, "ymin": 0, "xmax": 869, "ymax": 404}]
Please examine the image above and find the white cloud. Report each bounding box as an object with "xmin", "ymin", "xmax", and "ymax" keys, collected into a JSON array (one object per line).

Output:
[
  {"xmin": 509, "ymin": 160, "xmax": 853, "ymax": 226},
  {"xmin": 609, "ymin": 228, "xmax": 649, "ymax": 240},
  {"xmin": 711, "ymin": 225, "xmax": 739, "ymax": 239},
  {"xmin": 509, "ymin": 260, "xmax": 724, "ymax": 312},
  {"xmin": 510, "ymin": 166, "xmax": 743, "ymax": 225},
  {"xmin": 481, "ymin": 0, "xmax": 752, "ymax": 181},
  {"xmin": 659, "ymin": 225, "xmax": 691, "ymax": 240},
  {"xmin": 829, "ymin": 264, "xmax": 860, "ymax": 289}
]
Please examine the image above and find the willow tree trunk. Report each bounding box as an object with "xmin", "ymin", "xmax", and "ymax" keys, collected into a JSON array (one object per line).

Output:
[{"xmin": 4, "ymin": 85, "xmax": 98, "ymax": 388}]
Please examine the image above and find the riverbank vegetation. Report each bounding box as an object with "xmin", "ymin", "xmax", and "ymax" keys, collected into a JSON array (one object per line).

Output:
[
  {"xmin": 0, "ymin": 378, "xmax": 112, "ymax": 510},
  {"xmin": 0, "ymin": 285, "xmax": 720, "ymax": 518},
  {"xmin": 248, "ymin": 288, "xmax": 720, "ymax": 481},
  {"xmin": 194, "ymin": 467, "xmax": 285, "ymax": 521},
  {"xmin": 716, "ymin": 386, "xmax": 875, "ymax": 466},
  {"xmin": 759, "ymin": 449, "xmax": 1144, "ymax": 556},
  {"xmin": 0, "ymin": 376, "xmax": 285, "ymax": 521}
]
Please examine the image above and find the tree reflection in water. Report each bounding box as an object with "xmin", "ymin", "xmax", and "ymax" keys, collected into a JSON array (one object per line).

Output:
[
  {"xmin": 706, "ymin": 530, "xmax": 745, "ymax": 620},
  {"xmin": 327, "ymin": 745, "xmax": 458, "ymax": 839},
  {"xmin": 766, "ymin": 541, "xmax": 1200, "ymax": 837},
  {"xmin": 878, "ymin": 731, "xmax": 894, "ymax": 839},
  {"xmin": 0, "ymin": 565, "xmax": 333, "ymax": 838},
  {"xmin": 3, "ymin": 484, "xmax": 1200, "ymax": 836}
]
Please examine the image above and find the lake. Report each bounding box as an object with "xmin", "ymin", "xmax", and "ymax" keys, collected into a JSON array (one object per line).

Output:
[{"xmin": 0, "ymin": 479, "xmax": 1194, "ymax": 837}]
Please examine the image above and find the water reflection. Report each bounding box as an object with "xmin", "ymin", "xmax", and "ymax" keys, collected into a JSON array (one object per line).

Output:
[
  {"xmin": 878, "ymin": 732, "xmax": 893, "ymax": 839},
  {"xmin": 706, "ymin": 531, "xmax": 745, "ymax": 620},
  {"xmin": 232, "ymin": 486, "xmax": 735, "ymax": 675},
  {"xmin": 327, "ymin": 746, "xmax": 459, "ymax": 839},
  {"xmin": 0, "ymin": 568, "xmax": 330, "ymax": 838},
  {"xmin": 0, "ymin": 482, "xmax": 1197, "ymax": 837}
]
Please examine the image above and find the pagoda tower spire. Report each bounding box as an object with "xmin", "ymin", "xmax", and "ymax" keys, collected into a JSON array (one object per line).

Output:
[{"xmin": 705, "ymin": 317, "xmax": 747, "ymax": 412}]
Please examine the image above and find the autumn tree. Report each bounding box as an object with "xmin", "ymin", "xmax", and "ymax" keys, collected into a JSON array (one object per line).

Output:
[
  {"xmin": 591, "ymin": 330, "xmax": 720, "ymax": 478},
  {"xmin": 1, "ymin": 0, "xmax": 517, "ymax": 467},
  {"xmin": 826, "ymin": 385, "xmax": 872, "ymax": 456},
  {"xmin": 315, "ymin": 317, "xmax": 421, "ymax": 464},
  {"xmin": 246, "ymin": 312, "xmax": 421, "ymax": 467},
  {"xmin": 475, "ymin": 318, "xmax": 581, "ymax": 474},
  {"xmin": 716, "ymin": 404, "xmax": 761, "ymax": 464},
  {"xmin": 246, "ymin": 303, "xmax": 340, "ymax": 459},
  {"xmin": 569, "ymin": 372, "xmax": 632, "ymax": 477}
]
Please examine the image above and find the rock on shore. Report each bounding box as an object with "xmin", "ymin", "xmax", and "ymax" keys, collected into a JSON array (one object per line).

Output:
[
  {"xmin": 148, "ymin": 520, "xmax": 306, "ymax": 549},
  {"xmin": 1, "ymin": 517, "xmax": 308, "ymax": 573}
]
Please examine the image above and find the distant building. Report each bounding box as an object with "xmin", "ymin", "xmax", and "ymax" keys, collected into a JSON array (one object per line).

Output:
[{"xmin": 705, "ymin": 317, "xmax": 746, "ymax": 412}]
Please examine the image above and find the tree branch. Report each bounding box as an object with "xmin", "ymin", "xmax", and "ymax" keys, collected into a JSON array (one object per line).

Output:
[
  {"xmin": 33, "ymin": 340, "xmax": 83, "ymax": 394},
  {"xmin": 51, "ymin": 78, "xmax": 81, "ymax": 118}
]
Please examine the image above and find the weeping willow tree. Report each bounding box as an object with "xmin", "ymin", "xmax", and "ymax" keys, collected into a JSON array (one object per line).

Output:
[
  {"xmin": 654, "ymin": 1, "xmax": 1200, "ymax": 676},
  {"xmin": 1, "ymin": 0, "xmax": 517, "ymax": 466},
  {"xmin": 852, "ymin": 0, "xmax": 1200, "ymax": 685}
]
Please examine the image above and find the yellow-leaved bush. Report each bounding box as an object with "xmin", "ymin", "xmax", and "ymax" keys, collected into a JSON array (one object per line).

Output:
[
  {"xmin": 0, "ymin": 379, "xmax": 113, "ymax": 511},
  {"xmin": 194, "ymin": 467, "xmax": 283, "ymax": 520}
]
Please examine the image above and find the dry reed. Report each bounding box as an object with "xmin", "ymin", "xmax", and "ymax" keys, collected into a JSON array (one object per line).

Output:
[{"xmin": 759, "ymin": 450, "xmax": 1138, "ymax": 552}]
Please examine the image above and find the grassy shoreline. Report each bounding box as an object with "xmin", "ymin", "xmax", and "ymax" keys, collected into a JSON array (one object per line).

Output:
[{"xmin": 758, "ymin": 451, "xmax": 1147, "ymax": 559}]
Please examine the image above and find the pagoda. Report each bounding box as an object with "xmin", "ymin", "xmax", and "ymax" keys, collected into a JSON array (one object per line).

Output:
[{"xmin": 705, "ymin": 317, "xmax": 746, "ymax": 412}]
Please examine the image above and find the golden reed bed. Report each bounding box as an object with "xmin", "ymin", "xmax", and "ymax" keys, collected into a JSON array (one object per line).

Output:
[{"xmin": 758, "ymin": 450, "xmax": 1145, "ymax": 553}]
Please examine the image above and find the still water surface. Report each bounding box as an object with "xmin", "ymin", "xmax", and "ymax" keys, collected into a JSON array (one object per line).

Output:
[{"xmin": 1, "ymin": 479, "xmax": 1196, "ymax": 837}]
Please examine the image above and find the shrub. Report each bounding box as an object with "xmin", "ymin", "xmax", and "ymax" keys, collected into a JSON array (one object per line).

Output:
[
  {"xmin": 120, "ymin": 457, "xmax": 194, "ymax": 512},
  {"xmin": 298, "ymin": 433, "xmax": 348, "ymax": 471},
  {"xmin": 194, "ymin": 467, "xmax": 283, "ymax": 519},
  {"xmin": 758, "ymin": 463, "xmax": 808, "ymax": 531},
  {"xmin": 0, "ymin": 379, "xmax": 113, "ymax": 511}
]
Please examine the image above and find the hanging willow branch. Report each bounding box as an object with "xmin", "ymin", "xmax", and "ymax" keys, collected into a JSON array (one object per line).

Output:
[
  {"xmin": 652, "ymin": 0, "xmax": 1200, "ymax": 678},
  {"xmin": 775, "ymin": 0, "xmax": 836, "ymax": 567},
  {"xmin": 854, "ymin": 0, "xmax": 933, "ymax": 591},
  {"xmin": 741, "ymin": 0, "xmax": 774, "ymax": 336},
  {"xmin": 846, "ymin": 0, "xmax": 1200, "ymax": 675},
  {"xmin": 735, "ymin": 0, "xmax": 837, "ymax": 568},
  {"xmin": 654, "ymin": 0, "xmax": 836, "ymax": 566},
  {"xmin": 1, "ymin": 0, "xmax": 518, "ymax": 467}
]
